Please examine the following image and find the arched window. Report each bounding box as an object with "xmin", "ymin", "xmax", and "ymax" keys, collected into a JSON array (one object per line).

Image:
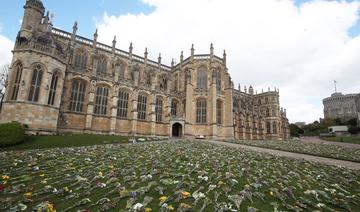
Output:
[
  {"xmin": 137, "ymin": 94, "xmax": 147, "ymax": 120},
  {"xmin": 117, "ymin": 90, "xmax": 129, "ymax": 118},
  {"xmin": 96, "ymin": 57, "xmax": 107, "ymax": 74},
  {"xmin": 47, "ymin": 72, "xmax": 59, "ymax": 105},
  {"xmin": 273, "ymin": 122, "xmax": 277, "ymax": 134},
  {"xmin": 159, "ymin": 75, "xmax": 167, "ymax": 91},
  {"xmin": 145, "ymin": 72, "xmax": 152, "ymax": 86},
  {"xmin": 196, "ymin": 99, "xmax": 207, "ymax": 124},
  {"xmin": 69, "ymin": 80, "xmax": 86, "ymax": 112},
  {"xmin": 266, "ymin": 122, "xmax": 271, "ymax": 134},
  {"xmin": 266, "ymin": 108, "xmax": 270, "ymax": 117},
  {"xmin": 155, "ymin": 97, "xmax": 163, "ymax": 122},
  {"xmin": 173, "ymin": 74, "xmax": 178, "ymax": 92},
  {"xmin": 171, "ymin": 99, "xmax": 178, "ymax": 117},
  {"xmin": 10, "ymin": 63, "xmax": 22, "ymax": 100},
  {"xmin": 74, "ymin": 51, "xmax": 87, "ymax": 70},
  {"xmin": 118, "ymin": 63, "xmax": 126, "ymax": 80},
  {"xmin": 216, "ymin": 70, "xmax": 221, "ymax": 92},
  {"xmin": 94, "ymin": 86, "xmax": 109, "ymax": 115},
  {"xmin": 28, "ymin": 64, "xmax": 43, "ymax": 102},
  {"xmin": 197, "ymin": 67, "xmax": 207, "ymax": 90},
  {"xmin": 216, "ymin": 100, "xmax": 222, "ymax": 125}
]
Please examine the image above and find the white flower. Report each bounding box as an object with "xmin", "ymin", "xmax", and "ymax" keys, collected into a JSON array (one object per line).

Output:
[{"xmin": 133, "ymin": 203, "xmax": 144, "ymax": 210}]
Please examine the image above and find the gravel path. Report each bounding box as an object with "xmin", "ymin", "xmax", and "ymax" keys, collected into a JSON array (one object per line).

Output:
[
  {"xmin": 204, "ymin": 140, "xmax": 360, "ymax": 170},
  {"xmin": 300, "ymin": 136, "xmax": 360, "ymax": 149}
]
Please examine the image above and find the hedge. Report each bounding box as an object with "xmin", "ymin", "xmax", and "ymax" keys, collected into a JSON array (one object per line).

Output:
[{"xmin": 0, "ymin": 122, "xmax": 26, "ymax": 147}]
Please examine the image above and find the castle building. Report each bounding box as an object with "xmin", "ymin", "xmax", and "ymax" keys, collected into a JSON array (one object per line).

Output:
[
  {"xmin": 323, "ymin": 92, "xmax": 360, "ymax": 123},
  {"xmin": 0, "ymin": 0, "xmax": 290, "ymax": 140}
]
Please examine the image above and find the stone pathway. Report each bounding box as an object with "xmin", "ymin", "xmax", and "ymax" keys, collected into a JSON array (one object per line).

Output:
[
  {"xmin": 300, "ymin": 136, "xmax": 360, "ymax": 149},
  {"xmin": 204, "ymin": 140, "xmax": 360, "ymax": 170}
]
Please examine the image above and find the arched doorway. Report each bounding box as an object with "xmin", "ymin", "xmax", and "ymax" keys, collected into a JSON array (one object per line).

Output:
[{"xmin": 172, "ymin": 123, "xmax": 182, "ymax": 138}]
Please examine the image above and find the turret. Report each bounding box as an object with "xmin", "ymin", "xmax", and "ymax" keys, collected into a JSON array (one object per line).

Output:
[
  {"xmin": 20, "ymin": 0, "xmax": 45, "ymax": 38},
  {"xmin": 249, "ymin": 85, "xmax": 254, "ymax": 95}
]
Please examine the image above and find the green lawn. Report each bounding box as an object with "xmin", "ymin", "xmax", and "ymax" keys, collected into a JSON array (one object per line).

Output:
[
  {"xmin": 1, "ymin": 135, "xmax": 131, "ymax": 151},
  {"xmin": 321, "ymin": 136, "xmax": 360, "ymax": 145},
  {"xmin": 1, "ymin": 140, "xmax": 359, "ymax": 211}
]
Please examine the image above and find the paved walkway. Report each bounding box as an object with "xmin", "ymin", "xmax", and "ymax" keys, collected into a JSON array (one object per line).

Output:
[
  {"xmin": 204, "ymin": 140, "xmax": 360, "ymax": 170},
  {"xmin": 300, "ymin": 136, "xmax": 360, "ymax": 149}
]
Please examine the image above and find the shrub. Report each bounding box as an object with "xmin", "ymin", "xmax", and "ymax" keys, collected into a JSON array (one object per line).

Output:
[{"xmin": 0, "ymin": 122, "xmax": 27, "ymax": 147}]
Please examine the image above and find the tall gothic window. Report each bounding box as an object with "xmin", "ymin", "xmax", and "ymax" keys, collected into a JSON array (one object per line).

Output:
[
  {"xmin": 266, "ymin": 122, "xmax": 271, "ymax": 134},
  {"xmin": 137, "ymin": 94, "xmax": 147, "ymax": 120},
  {"xmin": 171, "ymin": 99, "xmax": 178, "ymax": 117},
  {"xmin": 118, "ymin": 63, "xmax": 125, "ymax": 80},
  {"xmin": 96, "ymin": 57, "xmax": 107, "ymax": 74},
  {"xmin": 273, "ymin": 122, "xmax": 277, "ymax": 134},
  {"xmin": 173, "ymin": 74, "xmax": 178, "ymax": 92},
  {"xmin": 74, "ymin": 51, "xmax": 87, "ymax": 70},
  {"xmin": 47, "ymin": 73, "xmax": 59, "ymax": 105},
  {"xmin": 196, "ymin": 99, "xmax": 207, "ymax": 124},
  {"xmin": 69, "ymin": 80, "xmax": 86, "ymax": 112},
  {"xmin": 216, "ymin": 70, "xmax": 221, "ymax": 92},
  {"xmin": 145, "ymin": 72, "xmax": 152, "ymax": 87},
  {"xmin": 117, "ymin": 90, "xmax": 129, "ymax": 118},
  {"xmin": 197, "ymin": 67, "xmax": 207, "ymax": 90},
  {"xmin": 28, "ymin": 64, "xmax": 43, "ymax": 102},
  {"xmin": 94, "ymin": 86, "xmax": 109, "ymax": 115},
  {"xmin": 216, "ymin": 100, "xmax": 222, "ymax": 125},
  {"xmin": 10, "ymin": 63, "xmax": 22, "ymax": 100},
  {"xmin": 155, "ymin": 97, "xmax": 163, "ymax": 122}
]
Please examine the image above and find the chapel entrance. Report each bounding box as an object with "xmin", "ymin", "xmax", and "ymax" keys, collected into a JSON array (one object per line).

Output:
[{"xmin": 172, "ymin": 123, "xmax": 183, "ymax": 138}]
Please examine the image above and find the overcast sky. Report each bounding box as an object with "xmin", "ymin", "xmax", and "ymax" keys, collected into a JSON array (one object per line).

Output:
[{"xmin": 1, "ymin": 0, "xmax": 360, "ymax": 124}]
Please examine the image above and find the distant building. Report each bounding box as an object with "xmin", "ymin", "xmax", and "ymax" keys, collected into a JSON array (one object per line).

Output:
[
  {"xmin": 323, "ymin": 92, "xmax": 359, "ymax": 123},
  {"xmin": 294, "ymin": 122, "xmax": 306, "ymax": 128}
]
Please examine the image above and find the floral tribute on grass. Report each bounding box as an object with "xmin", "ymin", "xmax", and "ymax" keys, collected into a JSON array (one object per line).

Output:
[
  {"xmin": 230, "ymin": 139, "xmax": 360, "ymax": 162},
  {"xmin": 0, "ymin": 140, "xmax": 359, "ymax": 211}
]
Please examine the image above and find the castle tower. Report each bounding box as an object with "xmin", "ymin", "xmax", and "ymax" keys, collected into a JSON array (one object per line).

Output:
[
  {"xmin": 0, "ymin": 0, "xmax": 67, "ymax": 134},
  {"xmin": 20, "ymin": 0, "xmax": 45, "ymax": 38}
]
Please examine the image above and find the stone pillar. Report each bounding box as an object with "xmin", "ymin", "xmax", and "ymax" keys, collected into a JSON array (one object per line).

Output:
[
  {"xmin": 184, "ymin": 68, "xmax": 193, "ymax": 137},
  {"xmin": 110, "ymin": 85, "xmax": 118, "ymax": 134},
  {"xmin": 150, "ymin": 94, "xmax": 156, "ymax": 136},
  {"xmin": 130, "ymin": 89, "xmax": 138, "ymax": 135},
  {"xmin": 210, "ymin": 68, "xmax": 217, "ymax": 138},
  {"xmin": 85, "ymin": 80, "xmax": 96, "ymax": 131},
  {"xmin": 224, "ymin": 75, "xmax": 234, "ymax": 138}
]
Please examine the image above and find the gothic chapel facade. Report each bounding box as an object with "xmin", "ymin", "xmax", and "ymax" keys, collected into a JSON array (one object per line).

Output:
[{"xmin": 1, "ymin": 0, "xmax": 290, "ymax": 140}]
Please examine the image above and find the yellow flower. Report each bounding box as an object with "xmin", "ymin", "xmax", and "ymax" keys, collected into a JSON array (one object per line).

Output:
[
  {"xmin": 46, "ymin": 201, "xmax": 56, "ymax": 212},
  {"xmin": 167, "ymin": 205, "xmax": 175, "ymax": 210},
  {"xmin": 182, "ymin": 191, "xmax": 190, "ymax": 199},
  {"xmin": 63, "ymin": 187, "xmax": 69, "ymax": 192},
  {"xmin": 145, "ymin": 208, "xmax": 152, "ymax": 212},
  {"xmin": 24, "ymin": 192, "xmax": 32, "ymax": 199},
  {"xmin": 159, "ymin": 196, "xmax": 167, "ymax": 202},
  {"xmin": 2, "ymin": 175, "xmax": 10, "ymax": 181},
  {"xmin": 218, "ymin": 181, "xmax": 225, "ymax": 186},
  {"xmin": 98, "ymin": 171, "xmax": 103, "ymax": 176},
  {"xmin": 269, "ymin": 191, "xmax": 274, "ymax": 196},
  {"xmin": 39, "ymin": 173, "xmax": 45, "ymax": 177}
]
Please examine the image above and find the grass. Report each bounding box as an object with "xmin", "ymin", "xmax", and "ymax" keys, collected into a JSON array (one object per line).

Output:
[
  {"xmin": 321, "ymin": 135, "xmax": 360, "ymax": 145},
  {"xmin": 0, "ymin": 134, "xmax": 131, "ymax": 151},
  {"xmin": 0, "ymin": 140, "xmax": 359, "ymax": 211}
]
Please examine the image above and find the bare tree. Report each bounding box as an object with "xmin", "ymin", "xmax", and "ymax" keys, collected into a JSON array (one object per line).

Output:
[{"xmin": 0, "ymin": 65, "xmax": 9, "ymax": 112}]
